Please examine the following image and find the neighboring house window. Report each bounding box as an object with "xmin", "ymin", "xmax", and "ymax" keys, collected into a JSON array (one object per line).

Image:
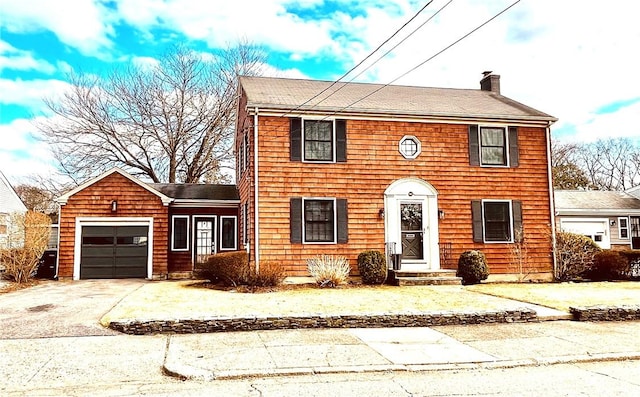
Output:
[
  {"xmin": 290, "ymin": 197, "xmax": 348, "ymax": 244},
  {"xmin": 468, "ymin": 125, "xmax": 519, "ymax": 167},
  {"xmin": 619, "ymin": 217, "xmax": 629, "ymax": 239},
  {"xmin": 220, "ymin": 216, "xmax": 237, "ymax": 250},
  {"xmin": 0, "ymin": 213, "xmax": 7, "ymax": 235},
  {"xmin": 244, "ymin": 133, "xmax": 249, "ymax": 169},
  {"xmin": 471, "ymin": 200, "xmax": 522, "ymax": 243},
  {"xmin": 171, "ymin": 215, "xmax": 189, "ymax": 251},
  {"xmin": 0, "ymin": 224, "xmax": 6, "ymax": 235},
  {"xmin": 238, "ymin": 136, "xmax": 244, "ymax": 174},
  {"xmin": 289, "ymin": 118, "xmax": 347, "ymax": 163},
  {"xmin": 399, "ymin": 135, "xmax": 421, "ymax": 159}
]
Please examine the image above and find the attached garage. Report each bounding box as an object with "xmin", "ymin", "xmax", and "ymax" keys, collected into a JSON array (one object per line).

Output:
[{"xmin": 80, "ymin": 225, "xmax": 149, "ymax": 279}]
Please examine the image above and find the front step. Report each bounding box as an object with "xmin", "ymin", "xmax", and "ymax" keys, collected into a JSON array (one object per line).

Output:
[{"xmin": 389, "ymin": 270, "xmax": 462, "ymax": 286}]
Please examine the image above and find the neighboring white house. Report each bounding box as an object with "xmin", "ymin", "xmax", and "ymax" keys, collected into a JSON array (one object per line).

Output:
[
  {"xmin": 0, "ymin": 170, "xmax": 28, "ymax": 249},
  {"xmin": 555, "ymin": 190, "xmax": 640, "ymax": 250}
]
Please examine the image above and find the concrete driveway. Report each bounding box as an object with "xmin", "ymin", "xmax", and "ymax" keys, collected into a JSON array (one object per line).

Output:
[{"xmin": 0, "ymin": 279, "xmax": 146, "ymax": 339}]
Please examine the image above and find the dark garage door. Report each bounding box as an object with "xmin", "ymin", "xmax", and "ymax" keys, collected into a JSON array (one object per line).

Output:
[{"xmin": 81, "ymin": 226, "xmax": 149, "ymax": 279}]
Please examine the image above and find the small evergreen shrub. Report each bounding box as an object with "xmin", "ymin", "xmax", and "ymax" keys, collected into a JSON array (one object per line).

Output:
[
  {"xmin": 590, "ymin": 250, "xmax": 630, "ymax": 281},
  {"xmin": 200, "ymin": 251, "xmax": 250, "ymax": 287},
  {"xmin": 307, "ymin": 254, "xmax": 350, "ymax": 288},
  {"xmin": 457, "ymin": 250, "xmax": 489, "ymax": 285},
  {"xmin": 554, "ymin": 231, "xmax": 602, "ymax": 281},
  {"xmin": 620, "ymin": 250, "xmax": 640, "ymax": 279},
  {"xmin": 357, "ymin": 250, "xmax": 387, "ymax": 285}
]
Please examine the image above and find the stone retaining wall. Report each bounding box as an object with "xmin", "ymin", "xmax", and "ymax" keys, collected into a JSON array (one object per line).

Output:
[
  {"xmin": 108, "ymin": 309, "xmax": 537, "ymax": 335},
  {"xmin": 570, "ymin": 305, "xmax": 640, "ymax": 321}
]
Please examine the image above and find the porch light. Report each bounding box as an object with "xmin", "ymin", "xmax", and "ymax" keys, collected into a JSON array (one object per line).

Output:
[
  {"xmin": 111, "ymin": 200, "xmax": 117, "ymax": 212},
  {"xmin": 379, "ymin": 208, "xmax": 385, "ymax": 219},
  {"xmin": 438, "ymin": 210, "xmax": 445, "ymax": 220},
  {"xmin": 610, "ymin": 219, "xmax": 616, "ymax": 226}
]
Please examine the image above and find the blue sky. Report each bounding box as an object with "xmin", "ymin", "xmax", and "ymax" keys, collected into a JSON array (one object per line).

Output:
[{"xmin": 1, "ymin": 0, "xmax": 640, "ymax": 184}]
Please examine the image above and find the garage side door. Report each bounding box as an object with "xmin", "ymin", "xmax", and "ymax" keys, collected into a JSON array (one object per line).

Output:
[{"xmin": 81, "ymin": 226, "xmax": 149, "ymax": 279}]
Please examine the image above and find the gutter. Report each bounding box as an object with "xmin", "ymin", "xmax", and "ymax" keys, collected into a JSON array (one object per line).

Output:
[
  {"xmin": 546, "ymin": 122, "xmax": 557, "ymax": 277},
  {"xmin": 253, "ymin": 106, "xmax": 260, "ymax": 273}
]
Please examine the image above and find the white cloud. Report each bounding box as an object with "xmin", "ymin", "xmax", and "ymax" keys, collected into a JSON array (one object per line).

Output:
[
  {"xmin": 0, "ymin": 40, "xmax": 56, "ymax": 74},
  {"xmin": 0, "ymin": 117, "xmax": 56, "ymax": 182},
  {"xmin": 1, "ymin": 0, "xmax": 115, "ymax": 56},
  {"xmin": 0, "ymin": 78, "xmax": 72, "ymax": 114}
]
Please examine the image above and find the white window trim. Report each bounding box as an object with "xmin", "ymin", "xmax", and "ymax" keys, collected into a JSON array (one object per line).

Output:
[
  {"xmin": 399, "ymin": 135, "xmax": 422, "ymax": 159},
  {"xmin": 481, "ymin": 199, "xmax": 514, "ymax": 243},
  {"xmin": 302, "ymin": 197, "xmax": 337, "ymax": 244},
  {"xmin": 301, "ymin": 118, "xmax": 336, "ymax": 163},
  {"xmin": 171, "ymin": 215, "xmax": 190, "ymax": 251},
  {"xmin": 220, "ymin": 215, "xmax": 238, "ymax": 251},
  {"xmin": 618, "ymin": 216, "xmax": 630, "ymax": 240},
  {"xmin": 478, "ymin": 125, "xmax": 510, "ymax": 168}
]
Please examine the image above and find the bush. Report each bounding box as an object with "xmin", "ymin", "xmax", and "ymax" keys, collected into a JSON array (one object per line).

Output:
[
  {"xmin": 554, "ymin": 231, "xmax": 602, "ymax": 281},
  {"xmin": 619, "ymin": 250, "xmax": 640, "ymax": 279},
  {"xmin": 357, "ymin": 250, "xmax": 387, "ymax": 285},
  {"xmin": 456, "ymin": 250, "xmax": 489, "ymax": 285},
  {"xmin": 251, "ymin": 260, "xmax": 286, "ymax": 287},
  {"xmin": 0, "ymin": 211, "xmax": 51, "ymax": 283},
  {"xmin": 589, "ymin": 250, "xmax": 630, "ymax": 281},
  {"xmin": 307, "ymin": 254, "xmax": 351, "ymax": 288},
  {"xmin": 199, "ymin": 251, "xmax": 250, "ymax": 287}
]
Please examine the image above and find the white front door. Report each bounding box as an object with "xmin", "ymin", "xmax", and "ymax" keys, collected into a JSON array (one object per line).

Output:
[{"xmin": 384, "ymin": 178, "xmax": 440, "ymax": 272}]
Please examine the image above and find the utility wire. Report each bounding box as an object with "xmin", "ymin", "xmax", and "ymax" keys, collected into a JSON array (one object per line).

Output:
[
  {"xmin": 319, "ymin": 0, "xmax": 521, "ymax": 121},
  {"xmin": 280, "ymin": 0, "xmax": 434, "ymax": 117},
  {"xmin": 312, "ymin": 0, "xmax": 453, "ymax": 107}
]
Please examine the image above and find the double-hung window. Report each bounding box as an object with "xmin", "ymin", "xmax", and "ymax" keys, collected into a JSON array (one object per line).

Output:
[
  {"xmin": 290, "ymin": 118, "xmax": 347, "ymax": 163},
  {"xmin": 290, "ymin": 197, "xmax": 348, "ymax": 244},
  {"xmin": 469, "ymin": 125, "xmax": 519, "ymax": 167},
  {"xmin": 480, "ymin": 127, "xmax": 507, "ymax": 166},
  {"xmin": 304, "ymin": 199, "xmax": 335, "ymax": 243},
  {"xmin": 304, "ymin": 120, "xmax": 334, "ymax": 161},
  {"xmin": 618, "ymin": 217, "xmax": 629, "ymax": 239},
  {"xmin": 472, "ymin": 200, "xmax": 522, "ymax": 243}
]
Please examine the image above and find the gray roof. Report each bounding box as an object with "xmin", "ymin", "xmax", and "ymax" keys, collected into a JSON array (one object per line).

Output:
[
  {"xmin": 151, "ymin": 184, "xmax": 239, "ymax": 201},
  {"xmin": 555, "ymin": 190, "xmax": 640, "ymax": 211},
  {"xmin": 239, "ymin": 76, "xmax": 557, "ymax": 123}
]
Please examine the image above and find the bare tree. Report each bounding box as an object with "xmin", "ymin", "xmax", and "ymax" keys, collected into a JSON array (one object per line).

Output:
[
  {"xmin": 576, "ymin": 138, "xmax": 640, "ymax": 190},
  {"xmin": 37, "ymin": 43, "xmax": 265, "ymax": 184}
]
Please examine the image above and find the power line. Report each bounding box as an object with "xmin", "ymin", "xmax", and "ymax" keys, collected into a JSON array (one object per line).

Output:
[
  {"xmin": 313, "ymin": 0, "xmax": 453, "ymax": 106},
  {"xmin": 280, "ymin": 0, "xmax": 435, "ymax": 117},
  {"xmin": 319, "ymin": 0, "xmax": 522, "ymax": 121}
]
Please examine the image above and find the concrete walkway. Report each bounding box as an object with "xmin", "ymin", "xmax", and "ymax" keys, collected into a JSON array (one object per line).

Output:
[{"xmin": 163, "ymin": 320, "xmax": 640, "ymax": 381}]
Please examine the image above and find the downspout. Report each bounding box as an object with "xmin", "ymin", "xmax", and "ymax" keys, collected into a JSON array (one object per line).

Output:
[
  {"xmin": 545, "ymin": 122, "xmax": 557, "ymax": 279},
  {"xmin": 253, "ymin": 107, "xmax": 260, "ymax": 273}
]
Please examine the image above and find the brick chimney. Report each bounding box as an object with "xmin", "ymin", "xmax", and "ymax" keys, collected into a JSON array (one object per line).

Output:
[{"xmin": 480, "ymin": 71, "xmax": 500, "ymax": 94}]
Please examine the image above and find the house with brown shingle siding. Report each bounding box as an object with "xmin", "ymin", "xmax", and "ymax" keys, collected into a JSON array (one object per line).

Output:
[{"xmin": 235, "ymin": 73, "xmax": 558, "ymax": 281}]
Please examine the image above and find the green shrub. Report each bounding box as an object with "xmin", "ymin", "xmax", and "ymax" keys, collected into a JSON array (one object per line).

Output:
[
  {"xmin": 590, "ymin": 250, "xmax": 630, "ymax": 281},
  {"xmin": 456, "ymin": 250, "xmax": 489, "ymax": 285},
  {"xmin": 307, "ymin": 254, "xmax": 351, "ymax": 288},
  {"xmin": 619, "ymin": 250, "xmax": 640, "ymax": 280},
  {"xmin": 357, "ymin": 250, "xmax": 387, "ymax": 285},
  {"xmin": 554, "ymin": 231, "xmax": 602, "ymax": 281},
  {"xmin": 199, "ymin": 251, "xmax": 250, "ymax": 287}
]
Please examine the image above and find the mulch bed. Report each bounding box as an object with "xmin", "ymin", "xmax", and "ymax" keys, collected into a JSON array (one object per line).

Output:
[{"xmin": 188, "ymin": 280, "xmax": 375, "ymax": 294}]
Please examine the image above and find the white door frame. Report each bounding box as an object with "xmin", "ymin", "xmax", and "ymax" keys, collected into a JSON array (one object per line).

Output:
[
  {"xmin": 384, "ymin": 178, "xmax": 440, "ymax": 271},
  {"xmin": 192, "ymin": 215, "xmax": 217, "ymax": 266}
]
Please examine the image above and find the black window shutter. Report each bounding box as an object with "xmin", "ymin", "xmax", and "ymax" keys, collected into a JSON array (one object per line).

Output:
[
  {"xmin": 290, "ymin": 198, "xmax": 303, "ymax": 243},
  {"xmin": 337, "ymin": 199, "xmax": 348, "ymax": 243},
  {"xmin": 508, "ymin": 126, "xmax": 519, "ymax": 167},
  {"xmin": 336, "ymin": 119, "xmax": 347, "ymax": 162},
  {"xmin": 469, "ymin": 125, "xmax": 480, "ymax": 166},
  {"xmin": 290, "ymin": 118, "xmax": 302, "ymax": 161},
  {"xmin": 512, "ymin": 200, "xmax": 523, "ymax": 241},
  {"xmin": 471, "ymin": 200, "xmax": 483, "ymax": 243}
]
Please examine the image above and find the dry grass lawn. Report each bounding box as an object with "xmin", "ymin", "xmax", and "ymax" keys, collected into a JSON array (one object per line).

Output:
[
  {"xmin": 101, "ymin": 281, "xmax": 531, "ymax": 326},
  {"xmin": 467, "ymin": 282, "xmax": 640, "ymax": 312}
]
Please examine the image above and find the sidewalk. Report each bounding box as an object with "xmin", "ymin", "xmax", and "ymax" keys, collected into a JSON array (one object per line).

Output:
[{"xmin": 163, "ymin": 321, "xmax": 640, "ymax": 381}]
